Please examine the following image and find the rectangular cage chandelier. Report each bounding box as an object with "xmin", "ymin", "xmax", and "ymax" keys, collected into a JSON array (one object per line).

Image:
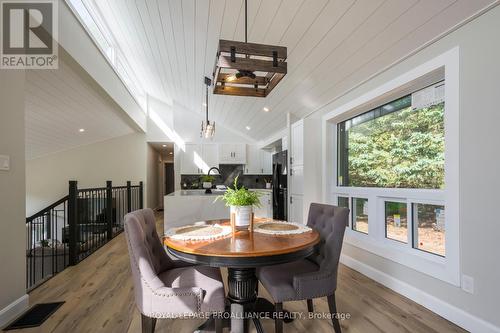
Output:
[
  {"xmin": 212, "ymin": 0, "xmax": 287, "ymax": 98},
  {"xmin": 213, "ymin": 40, "xmax": 287, "ymax": 97}
]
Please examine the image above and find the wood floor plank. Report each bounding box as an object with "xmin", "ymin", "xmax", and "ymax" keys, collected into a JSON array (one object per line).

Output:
[{"xmin": 4, "ymin": 212, "xmax": 466, "ymax": 333}]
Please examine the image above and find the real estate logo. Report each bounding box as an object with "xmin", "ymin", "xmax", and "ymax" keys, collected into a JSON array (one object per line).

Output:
[{"xmin": 1, "ymin": 0, "xmax": 58, "ymax": 69}]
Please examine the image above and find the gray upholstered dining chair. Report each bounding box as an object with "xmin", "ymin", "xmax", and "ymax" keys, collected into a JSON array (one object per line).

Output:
[
  {"xmin": 256, "ymin": 203, "xmax": 349, "ymax": 333},
  {"xmin": 124, "ymin": 209, "xmax": 225, "ymax": 333}
]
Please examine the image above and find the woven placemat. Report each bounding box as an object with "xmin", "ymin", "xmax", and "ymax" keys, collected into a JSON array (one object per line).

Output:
[
  {"xmin": 253, "ymin": 221, "xmax": 312, "ymax": 235},
  {"xmin": 165, "ymin": 223, "xmax": 232, "ymax": 241}
]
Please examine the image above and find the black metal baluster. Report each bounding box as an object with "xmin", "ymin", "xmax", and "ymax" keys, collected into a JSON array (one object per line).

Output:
[
  {"xmin": 51, "ymin": 208, "xmax": 55, "ymax": 277},
  {"xmin": 68, "ymin": 181, "xmax": 78, "ymax": 265},
  {"xmin": 127, "ymin": 181, "xmax": 132, "ymax": 213},
  {"xmin": 63, "ymin": 200, "xmax": 67, "ymax": 268}
]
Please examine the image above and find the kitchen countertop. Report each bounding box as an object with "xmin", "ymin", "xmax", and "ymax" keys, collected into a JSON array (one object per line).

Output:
[
  {"xmin": 169, "ymin": 188, "xmax": 272, "ymax": 196},
  {"xmin": 164, "ymin": 189, "xmax": 273, "ymax": 230}
]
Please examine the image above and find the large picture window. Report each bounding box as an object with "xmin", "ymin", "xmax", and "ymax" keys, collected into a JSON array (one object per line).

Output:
[
  {"xmin": 326, "ymin": 50, "xmax": 460, "ymax": 285},
  {"xmin": 335, "ymin": 81, "xmax": 447, "ymax": 258},
  {"xmin": 337, "ymin": 84, "xmax": 445, "ymax": 189}
]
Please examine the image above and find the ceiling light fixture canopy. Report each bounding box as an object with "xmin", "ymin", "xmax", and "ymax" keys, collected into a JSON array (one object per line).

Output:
[
  {"xmin": 201, "ymin": 76, "xmax": 215, "ymax": 139},
  {"xmin": 213, "ymin": 0, "xmax": 287, "ymax": 98}
]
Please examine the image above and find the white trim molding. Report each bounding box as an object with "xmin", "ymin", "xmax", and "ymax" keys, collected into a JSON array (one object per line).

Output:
[
  {"xmin": 322, "ymin": 47, "xmax": 460, "ymax": 286},
  {"xmin": 0, "ymin": 294, "xmax": 29, "ymax": 328},
  {"xmin": 340, "ymin": 254, "xmax": 500, "ymax": 333}
]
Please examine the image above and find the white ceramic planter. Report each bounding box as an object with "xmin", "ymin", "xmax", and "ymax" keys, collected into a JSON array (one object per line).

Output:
[
  {"xmin": 202, "ymin": 182, "xmax": 212, "ymax": 189},
  {"xmin": 230, "ymin": 205, "xmax": 253, "ymax": 228},
  {"xmin": 266, "ymin": 183, "xmax": 272, "ymax": 189}
]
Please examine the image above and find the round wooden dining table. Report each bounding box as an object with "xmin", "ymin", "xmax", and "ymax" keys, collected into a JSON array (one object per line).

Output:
[{"xmin": 164, "ymin": 218, "xmax": 320, "ymax": 333}]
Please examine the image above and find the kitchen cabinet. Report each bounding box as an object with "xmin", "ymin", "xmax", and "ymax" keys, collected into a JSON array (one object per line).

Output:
[
  {"xmin": 262, "ymin": 150, "xmax": 273, "ymax": 174},
  {"xmin": 291, "ymin": 120, "xmax": 304, "ymax": 166},
  {"xmin": 290, "ymin": 165, "xmax": 303, "ymax": 195},
  {"xmin": 201, "ymin": 144, "xmax": 219, "ymax": 173},
  {"xmin": 244, "ymin": 145, "xmax": 273, "ymax": 175},
  {"xmin": 180, "ymin": 144, "xmax": 201, "ymax": 174},
  {"xmin": 282, "ymin": 135, "xmax": 288, "ymax": 151},
  {"xmin": 180, "ymin": 143, "xmax": 219, "ymax": 174},
  {"xmin": 289, "ymin": 195, "xmax": 303, "ymax": 224},
  {"xmin": 219, "ymin": 144, "xmax": 246, "ymax": 164},
  {"xmin": 254, "ymin": 191, "xmax": 273, "ymax": 218}
]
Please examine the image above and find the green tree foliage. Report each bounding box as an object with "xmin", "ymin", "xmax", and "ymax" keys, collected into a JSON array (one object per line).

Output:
[{"xmin": 347, "ymin": 103, "xmax": 444, "ymax": 189}]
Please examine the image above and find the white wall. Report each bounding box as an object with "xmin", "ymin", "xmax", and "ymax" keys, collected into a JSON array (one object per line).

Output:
[
  {"xmin": 146, "ymin": 144, "xmax": 160, "ymax": 209},
  {"xmin": 307, "ymin": 6, "xmax": 500, "ymax": 332},
  {"xmin": 147, "ymin": 101, "xmax": 255, "ymax": 145},
  {"xmin": 26, "ymin": 133, "xmax": 147, "ymax": 216},
  {"xmin": 0, "ymin": 71, "xmax": 28, "ymax": 326},
  {"xmin": 58, "ymin": 0, "xmax": 146, "ymax": 131}
]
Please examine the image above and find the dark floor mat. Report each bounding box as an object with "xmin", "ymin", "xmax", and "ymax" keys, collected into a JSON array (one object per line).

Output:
[{"xmin": 3, "ymin": 302, "xmax": 64, "ymax": 330}]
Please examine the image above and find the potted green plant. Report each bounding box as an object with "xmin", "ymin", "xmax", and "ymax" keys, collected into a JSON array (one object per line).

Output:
[
  {"xmin": 215, "ymin": 177, "xmax": 262, "ymax": 229},
  {"xmin": 200, "ymin": 175, "xmax": 215, "ymax": 190}
]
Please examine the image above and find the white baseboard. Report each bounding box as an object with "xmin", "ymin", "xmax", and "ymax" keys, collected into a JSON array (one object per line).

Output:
[
  {"xmin": 340, "ymin": 254, "xmax": 500, "ymax": 333},
  {"xmin": 0, "ymin": 294, "xmax": 29, "ymax": 328}
]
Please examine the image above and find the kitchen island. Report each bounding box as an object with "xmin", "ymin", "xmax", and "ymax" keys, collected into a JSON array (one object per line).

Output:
[{"xmin": 163, "ymin": 189, "xmax": 272, "ymax": 233}]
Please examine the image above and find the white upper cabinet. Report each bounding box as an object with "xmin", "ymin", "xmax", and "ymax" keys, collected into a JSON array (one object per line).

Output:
[
  {"xmin": 200, "ymin": 144, "xmax": 219, "ymax": 174},
  {"xmin": 291, "ymin": 120, "xmax": 304, "ymax": 166},
  {"xmin": 245, "ymin": 145, "xmax": 261, "ymax": 174},
  {"xmin": 219, "ymin": 144, "xmax": 246, "ymax": 164},
  {"xmin": 261, "ymin": 150, "xmax": 273, "ymax": 174},
  {"xmin": 181, "ymin": 143, "xmax": 219, "ymax": 174},
  {"xmin": 244, "ymin": 145, "xmax": 273, "ymax": 175},
  {"xmin": 181, "ymin": 143, "xmax": 202, "ymax": 174},
  {"xmin": 233, "ymin": 144, "xmax": 246, "ymax": 164}
]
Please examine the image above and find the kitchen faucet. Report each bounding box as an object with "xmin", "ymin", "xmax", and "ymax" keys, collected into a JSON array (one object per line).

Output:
[
  {"xmin": 205, "ymin": 167, "xmax": 221, "ymax": 193},
  {"xmin": 207, "ymin": 167, "xmax": 221, "ymax": 176}
]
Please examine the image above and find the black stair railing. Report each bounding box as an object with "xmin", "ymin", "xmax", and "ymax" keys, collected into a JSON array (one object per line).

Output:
[{"xmin": 26, "ymin": 180, "xmax": 143, "ymax": 290}]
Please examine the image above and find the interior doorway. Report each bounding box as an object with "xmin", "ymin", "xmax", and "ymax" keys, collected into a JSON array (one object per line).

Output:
[
  {"xmin": 147, "ymin": 142, "xmax": 174, "ymax": 210},
  {"xmin": 165, "ymin": 163, "xmax": 174, "ymax": 195}
]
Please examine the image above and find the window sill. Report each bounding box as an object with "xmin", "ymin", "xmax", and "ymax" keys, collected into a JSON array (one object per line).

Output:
[{"xmin": 343, "ymin": 229, "xmax": 459, "ymax": 286}]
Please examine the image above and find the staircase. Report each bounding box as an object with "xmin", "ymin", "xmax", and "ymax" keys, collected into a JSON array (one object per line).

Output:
[{"xmin": 25, "ymin": 180, "xmax": 143, "ymax": 290}]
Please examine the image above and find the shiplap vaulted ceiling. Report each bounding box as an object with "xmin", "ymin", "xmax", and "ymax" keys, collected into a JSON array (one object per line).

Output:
[
  {"xmin": 84, "ymin": 0, "xmax": 497, "ymax": 141},
  {"xmin": 25, "ymin": 50, "xmax": 136, "ymax": 160}
]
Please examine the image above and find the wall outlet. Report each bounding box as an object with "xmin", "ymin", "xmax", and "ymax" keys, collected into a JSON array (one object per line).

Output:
[
  {"xmin": 462, "ymin": 274, "xmax": 474, "ymax": 294},
  {"xmin": 0, "ymin": 155, "xmax": 10, "ymax": 171}
]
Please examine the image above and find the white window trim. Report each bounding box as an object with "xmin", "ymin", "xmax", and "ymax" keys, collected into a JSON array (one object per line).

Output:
[{"xmin": 322, "ymin": 47, "xmax": 460, "ymax": 286}]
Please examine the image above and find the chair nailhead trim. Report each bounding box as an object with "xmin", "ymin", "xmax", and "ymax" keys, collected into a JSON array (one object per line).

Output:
[{"xmin": 125, "ymin": 225, "xmax": 203, "ymax": 316}]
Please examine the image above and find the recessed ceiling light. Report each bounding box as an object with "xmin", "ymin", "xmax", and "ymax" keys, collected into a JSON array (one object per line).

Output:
[
  {"xmin": 79, "ymin": 128, "xmax": 85, "ymax": 133},
  {"xmin": 246, "ymin": 126, "xmax": 251, "ymax": 130},
  {"xmin": 162, "ymin": 144, "xmax": 167, "ymax": 147},
  {"xmin": 263, "ymin": 107, "xmax": 270, "ymax": 112},
  {"xmin": 169, "ymin": 152, "xmax": 173, "ymax": 155}
]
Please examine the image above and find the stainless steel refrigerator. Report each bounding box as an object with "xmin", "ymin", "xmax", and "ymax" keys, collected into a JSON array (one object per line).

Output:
[{"xmin": 272, "ymin": 150, "xmax": 288, "ymax": 220}]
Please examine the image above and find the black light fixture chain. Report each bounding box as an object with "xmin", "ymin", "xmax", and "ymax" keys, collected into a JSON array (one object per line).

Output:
[
  {"xmin": 205, "ymin": 80, "xmax": 209, "ymax": 122},
  {"xmin": 245, "ymin": 0, "xmax": 248, "ymax": 43}
]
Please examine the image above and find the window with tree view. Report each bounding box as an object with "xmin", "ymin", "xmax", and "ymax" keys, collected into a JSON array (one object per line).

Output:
[
  {"xmin": 337, "ymin": 85, "xmax": 445, "ymax": 189},
  {"xmin": 335, "ymin": 81, "xmax": 446, "ymax": 258}
]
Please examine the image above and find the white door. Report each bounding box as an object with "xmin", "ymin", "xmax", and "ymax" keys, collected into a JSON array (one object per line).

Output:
[
  {"xmin": 289, "ymin": 195, "xmax": 303, "ymax": 223},
  {"xmin": 291, "ymin": 121, "xmax": 304, "ymax": 166},
  {"xmin": 233, "ymin": 144, "xmax": 247, "ymax": 164},
  {"xmin": 181, "ymin": 144, "xmax": 202, "ymax": 174},
  {"xmin": 245, "ymin": 145, "xmax": 261, "ymax": 174},
  {"xmin": 261, "ymin": 151, "xmax": 273, "ymax": 174},
  {"xmin": 201, "ymin": 144, "xmax": 219, "ymax": 174}
]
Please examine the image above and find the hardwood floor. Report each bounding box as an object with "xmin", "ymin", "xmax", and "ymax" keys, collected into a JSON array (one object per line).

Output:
[{"xmin": 6, "ymin": 213, "xmax": 466, "ymax": 333}]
